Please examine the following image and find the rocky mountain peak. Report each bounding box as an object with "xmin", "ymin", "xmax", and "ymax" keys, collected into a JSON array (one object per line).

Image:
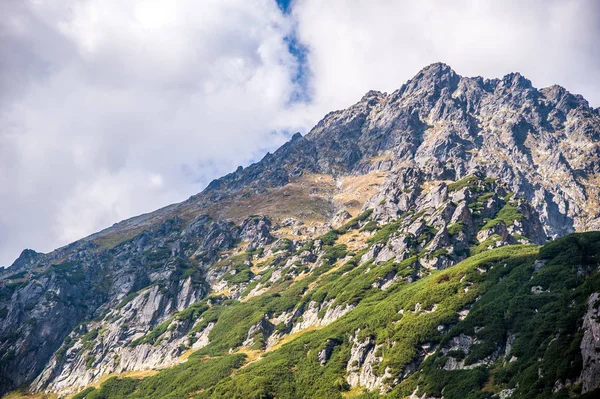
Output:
[
  {"xmin": 392, "ymin": 62, "xmax": 460, "ymax": 101},
  {"xmin": 415, "ymin": 61, "xmax": 457, "ymax": 80},
  {"xmin": 540, "ymin": 84, "xmax": 591, "ymax": 113},
  {"xmin": 290, "ymin": 131, "xmax": 303, "ymax": 141},
  {"xmin": 7, "ymin": 249, "xmax": 44, "ymax": 272},
  {"xmin": 500, "ymin": 71, "xmax": 533, "ymax": 90}
]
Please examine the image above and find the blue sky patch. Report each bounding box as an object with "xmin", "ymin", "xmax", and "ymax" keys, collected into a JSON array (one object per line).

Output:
[
  {"xmin": 276, "ymin": 0, "xmax": 293, "ymax": 13},
  {"xmin": 275, "ymin": 0, "xmax": 311, "ymax": 103}
]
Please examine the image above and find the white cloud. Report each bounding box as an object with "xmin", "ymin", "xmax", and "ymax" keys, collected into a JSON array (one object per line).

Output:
[
  {"xmin": 293, "ymin": 0, "xmax": 600, "ymax": 112},
  {"xmin": 0, "ymin": 0, "xmax": 307, "ymax": 266},
  {"xmin": 1, "ymin": 0, "xmax": 599, "ymax": 266}
]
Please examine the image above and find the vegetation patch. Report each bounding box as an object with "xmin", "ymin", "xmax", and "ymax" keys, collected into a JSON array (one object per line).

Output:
[
  {"xmin": 448, "ymin": 175, "xmax": 480, "ymax": 192},
  {"xmin": 447, "ymin": 222, "xmax": 464, "ymax": 236},
  {"xmin": 130, "ymin": 318, "xmax": 173, "ymax": 347},
  {"xmin": 367, "ymin": 221, "xmax": 401, "ymax": 245},
  {"xmin": 40, "ymin": 233, "xmax": 600, "ymax": 399},
  {"xmin": 71, "ymin": 354, "xmax": 246, "ymax": 399},
  {"xmin": 482, "ymin": 203, "xmax": 523, "ymax": 230}
]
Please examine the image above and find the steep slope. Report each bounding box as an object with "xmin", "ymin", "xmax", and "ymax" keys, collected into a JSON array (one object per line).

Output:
[
  {"xmin": 1, "ymin": 63, "xmax": 600, "ymax": 397},
  {"xmin": 57, "ymin": 233, "xmax": 600, "ymax": 398}
]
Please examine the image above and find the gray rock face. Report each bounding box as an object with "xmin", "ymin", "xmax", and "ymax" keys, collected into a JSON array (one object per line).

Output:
[
  {"xmin": 290, "ymin": 300, "xmax": 355, "ymax": 334},
  {"xmin": 441, "ymin": 330, "xmax": 515, "ymax": 372},
  {"xmin": 441, "ymin": 334, "xmax": 482, "ymax": 370},
  {"xmin": 242, "ymin": 316, "xmax": 275, "ymax": 348},
  {"xmin": 580, "ymin": 292, "xmax": 600, "ymax": 393},
  {"xmin": 346, "ymin": 332, "xmax": 392, "ymax": 392},
  {"xmin": 5, "ymin": 249, "xmax": 44, "ymax": 272},
  {"xmin": 325, "ymin": 64, "xmax": 598, "ymax": 239},
  {"xmin": 0, "ymin": 214, "xmax": 234, "ymax": 394},
  {"xmin": 346, "ymin": 335, "xmax": 375, "ymax": 382},
  {"xmin": 318, "ymin": 338, "xmax": 341, "ymax": 366},
  {"xmin": 29, "ymin": 276, "xmax": 210, "ymax": 394},
  {"xmin": 239, "ymin": 216, "xmax": 274, "ymax": 249},
  {"xmin": 332, "ymin": 210, "xmax": 352, "ymax": 227},
  {"xmin": 497, "ymin": 388, "xmax": 516, "ymax": 399}
]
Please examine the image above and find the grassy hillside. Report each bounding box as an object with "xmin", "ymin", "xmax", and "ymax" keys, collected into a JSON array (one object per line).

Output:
[{"xmin": 68, "ymin": 232, "xmax": 600, "ymax": 399}]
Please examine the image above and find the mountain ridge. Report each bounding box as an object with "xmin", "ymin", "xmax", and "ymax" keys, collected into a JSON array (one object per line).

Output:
[{"xmin": 7, "ymin": 61, "xmax": 597, "ymax": 266}]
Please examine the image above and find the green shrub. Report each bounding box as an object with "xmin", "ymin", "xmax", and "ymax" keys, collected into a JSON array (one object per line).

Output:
[
  {"xmin": 447, "ymin": 222, "xmax": 464, "ymax": 236},
  {"xmin": 360, "ymin": 220, "xmax": 379, "ymax": 232},
  {"xmin": 81, "ymin": 328, "xmax": 99, "ymax": 350},
  {"xmin": 85, "ymin": 354, "xmax": 96, "ymax": 369},
  {"xmin": 482, "ymin": 203, "xmax": 523, "ymax": 230},
  {"xmin": 322, "ymin": 244, "xmax": 348, "ymax": 264},
  {"xmin": 367, "ymin": 221, "xmax": 401, "ymax": 244},
  {"xmin": 222, "ymin": 269, "xmax": 254, "ymax": 284},
  {"xmin": 448, "ymin": 175, "xmax": 479, "ymax": 192},
  {"xmin": 318, "ymin": 231, "xmax": 339, "ymax": 246},
  {"xmin": 336, "ymin": 209, "xmax": 373, "ymax": 234},
  {"xmin": 130, "ymin": 318, "xmax": 173, "ymax": 347},
  {"xmin": 144, "ymin": 247, "xmax": 171, "ymax": 262}
]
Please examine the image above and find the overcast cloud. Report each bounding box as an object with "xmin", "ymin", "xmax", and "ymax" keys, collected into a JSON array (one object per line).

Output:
[{"xmin": 1, "ymin": 0, "xmax": 599, "ymax": 266}]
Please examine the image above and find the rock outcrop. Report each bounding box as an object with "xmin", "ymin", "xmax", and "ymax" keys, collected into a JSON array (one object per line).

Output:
[{"xmin": 580, "ymin": 292, "xmax": 600, "ymax": 393}]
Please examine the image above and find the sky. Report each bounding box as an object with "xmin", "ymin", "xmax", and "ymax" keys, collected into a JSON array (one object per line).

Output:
[{"xmin": 1, "ymin": 0, "xmax": 599, "ymax": 266}]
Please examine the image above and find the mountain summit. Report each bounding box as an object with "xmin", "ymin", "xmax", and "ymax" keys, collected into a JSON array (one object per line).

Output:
[{"xmin": 2, "ymin": 64, "xmax": 600, "ymax": 398}]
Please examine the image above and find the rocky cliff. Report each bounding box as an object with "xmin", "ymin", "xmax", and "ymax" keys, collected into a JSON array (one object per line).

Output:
[{"xmin": 1, "ymin": 63, "xmax": 600, "ymax": 398}]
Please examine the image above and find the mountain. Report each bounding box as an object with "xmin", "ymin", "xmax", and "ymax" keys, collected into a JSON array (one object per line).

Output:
[{"xmin": 1, "ymin": 63, "xmax": 600, "ymax": 398}]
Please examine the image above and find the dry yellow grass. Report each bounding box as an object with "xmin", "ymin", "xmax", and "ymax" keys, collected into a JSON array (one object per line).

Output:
[
  {"xmin": 336, "ymin": 230, "xmax": 369, "ymax": 253},
  {"xmin": 235, "ymin": 347, "xmax": 264, "ymax": 369},
  {"xmin": 342, "ymin": 385, "xmax": 369, "ymax": 398},
  {"xmin": 266, "ymin": 326, "xmax": 322, "ymax": 353},
  {"xmin": 179, "ymin": 173, "xmax": 338, "ymax": 225},
  {"xmin": 334, "ymin": 172, "xmax": 388, "ymax": 216},
  {"xmin": 3, "ymin": 392, "xmax": 58, "ymax": 399},
  {"xmin": 211, "ymin": 287, "xmax": 231, "ymax": 297},
  {"xmin": 271, "ymin": 226, "xmax": 309, "ymax": 241},
  {"xmin": 93, "ymin": 369, "xmax": 158, "ymax": 388},
  {"xmin": 86, "ymin": 169, "xmax": 388, "ymax": 258},
  {"xmin": 93, "ymin": 227, "xmax": 145, "ymax": 250},
  {"xmin": 236, "ymin": 347, "xmax": 263, "ymax": 360},
  {"xmin": 420, "ymin": 179, "xmax": 450, "ymax": 192},
  {"xmin": 366, "ymin": 152, "xmax": 394, "ymax": 165},
  {"xmin": 250, "ymin": 255, "xmax": 275, "ymax": 275},
  {"xmin": 178, "ymin": 347, "xmax": 196, "ymax": 362},
  {"xmin": 250, "ymin": 264, "xmax": 264, "ymax": 275}
]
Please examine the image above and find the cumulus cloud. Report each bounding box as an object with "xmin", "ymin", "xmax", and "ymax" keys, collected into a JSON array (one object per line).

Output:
[
  {"xmin": 1, "ymin": 0, "xmax": 599, "ymax": 266},
  {"xmin": 293, "ymin": 0, "xmax": 600, "ymax": 112},
  {"xmin": 0, "ymin": 0, "xmax": 309, "ymax": 265}
]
